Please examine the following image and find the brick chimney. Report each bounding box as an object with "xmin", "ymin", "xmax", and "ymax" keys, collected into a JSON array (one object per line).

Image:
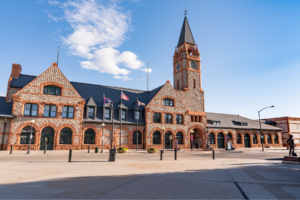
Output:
[{"xmin": 11, "ymin": 63, "xmax": 22, "ymax": 79}]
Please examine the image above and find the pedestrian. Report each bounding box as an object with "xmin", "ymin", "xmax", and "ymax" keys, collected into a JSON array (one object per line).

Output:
[{"xmin": 287, "ymin": 135, "xmax": 297, "ymax": 156}]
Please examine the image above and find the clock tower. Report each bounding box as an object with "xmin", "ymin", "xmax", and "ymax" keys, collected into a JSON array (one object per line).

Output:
[{"xmin": 173, "ymin": 16, "xmax": 201, "ymax": 92}]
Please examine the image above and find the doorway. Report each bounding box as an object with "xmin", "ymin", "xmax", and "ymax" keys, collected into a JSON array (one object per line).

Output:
[
  {"xmin": 40, "ymin": 127, "xmax": 55, "ymax": 150},
  {"xmin": 165, "ymin": 132, "xmax": 172, "ymax": 149},
  {"xmin": 244, "ymin": 133, "xmax": 250, "ymax": 148},
  {"xmin": 217, "ymin": 133, "xmax": 225, "ymax": 148}
]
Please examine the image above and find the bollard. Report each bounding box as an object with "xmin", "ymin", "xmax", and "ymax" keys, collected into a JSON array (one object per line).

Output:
[
  {"xmin": 88, "ymin": 145, "xmax": 90, "ymax": 153},
  {"xmin": 175, "ymin": 148, "xmax": 177, "ymax": 160},
  {"xmin": 10, "ymin": 145, "xmax": 13, "ymax": 154},
  {"xmin": 213, "ymin": 150, "xmax": 215, "ymax": 160},
  {"xmin": 69, "ymin": 149, "xmax": 72, "ymax": 162},
  {"xmin": 44, "ymin": 145, "xmax": 47, "ymax": 154},
  {"xmin": 160, "ymin": 150, "xmax": 163, "ymax": 160}
]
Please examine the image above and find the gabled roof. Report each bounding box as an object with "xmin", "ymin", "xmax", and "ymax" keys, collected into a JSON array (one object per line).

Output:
[
  {"xmin": 86, "ymin": 96, "xmax": 97, "ymax": 106},
  {"xmin": 206, "ymin": 112, "xmax": 282, "ymax": 131},
  {"xmin": 177, "ymin": 17, "xmax": 195, "ymax": 47},
  {"xmin": 0, "ymin": 97, "xmax": 14, "ymax": 118},
  {"xmin": 9, "ymin": 74, "xmax": 164, "ymax": 109}
]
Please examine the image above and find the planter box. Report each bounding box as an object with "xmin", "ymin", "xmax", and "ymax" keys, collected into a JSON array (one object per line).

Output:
[
  {"xmin": 117, "ymin": 150, "xmax": 127, "ymax": 153},
  {"xmin": 147, "ymin": 150, "xmax": 157, "ymax": 153}
]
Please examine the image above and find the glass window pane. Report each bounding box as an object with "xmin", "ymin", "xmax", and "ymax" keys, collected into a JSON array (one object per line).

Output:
[
  {"xmin": 105, "ymin": 108, "xmax": 110, "ymax": 119},
  {"xmin": 43, "ymin": 87, "xmax": 48, "ymax": 94},
  {"xmin": 49, "ymin": 87, "xmax": 55, "ymax": 95},
  {"xmin": 31, "ymin": 104, "xmax": 38, "ymax": 116},
  {"xmin": 66, "ymin": 136, "xmax": 72, "ymax": 144},
  {"xmin": 88, "ymin": 107, "xmax": 94, "ymax": 118},
  {"xmin": 20, "ymin": 135, "xmax": 28, "ymax": 144},
  {"xmin": 163, "ymin": 100, "xmax": 165, "ymax": 106},
  {"xmin": 68, "ymin": 112, "xmax": 74, "ymax": 118},
  {"xmin": 56, "ymin": 88, "xmax": 61, "ymax": 95},
  {"xmin": 170, "ymin": 100, "xmax": 173, "ymax": 106},
  {"xmin": 50, "ymin": 106, "xmax": 56, "ymax": 117},
  {"xmin": 157, "ymin": 114, "xmax": 161, "ymax": 123},
  {"xmin": 69, "ymin": 107, "xmax": 74, "ymax": 113},
  {"xmin": 60, "ymin": 136, "xmax": 64, "ymax": 144},
  {"xmin": 135, "ymin": 111, "xmax": 139, "ymax": 120},
  {"xmin": 121, "ymin": 110, "xmax": 126, "ymax": 120},
  {"xmin": 43, "ymin": 105, "xmax": 50, "ymax": 117}
]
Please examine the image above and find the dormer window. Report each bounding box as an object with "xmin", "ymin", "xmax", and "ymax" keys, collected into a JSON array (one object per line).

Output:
[
  {"xmin": 121, "ymin": 109, "xmax": 126, "ymax": 120},
  {"xmin": 88, "ymin": 107, "xmax": 95, "ymax": 118},
  {"xmin": 43, "ymin": 86, "xmax": 61, "ymax": 96},
  {"xmin": 241, "ymin": 123, "xmax": 248, "ymax": 126},
  {"xmin": 163, "ymin": 99, "xmax": 174, "ymax": 106},
  {"xmin": 105, "ymin": 108, "xmax": 111, "ymax": 119},
  {"xmin": 233, "ymin": 121, "xmax": 247, "ymax": 126},
  {"xmin": 213, "ymin": 121, "xmax": 221, "ymax": 125},
  {"xmin": 135, "ymin": 110, "xmax": 140, "ymax": 120}
]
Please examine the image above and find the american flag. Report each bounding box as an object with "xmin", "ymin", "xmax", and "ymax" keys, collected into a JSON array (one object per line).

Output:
[
  {"xmin": 138, "ymin": 101, "xmax": 145, "ymax": 106},
  {"xmin": 121, "ymin": 91, "xmax": 129, "ymax": 101}
]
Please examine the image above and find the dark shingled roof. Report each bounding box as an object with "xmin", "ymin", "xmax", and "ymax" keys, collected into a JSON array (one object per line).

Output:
[
  {"xmin": 9, "ymin": 74, "xmax": 164, "ymax": 124},
  {"xmin": 206, "ymin": 112, "xmax": 282, "ymax": 131},
  {"xmin": 177, "ymin": 17, "xmax": 195, "ymax": 47},
  {"xmin": 0, "ymin": 97, "xmax": 14, "ymax": 118}
]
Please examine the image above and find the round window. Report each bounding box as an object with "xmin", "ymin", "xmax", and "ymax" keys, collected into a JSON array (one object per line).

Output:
[{"xmin": 191, "ymin": 62, "xmax": 197, "ymax": 69}]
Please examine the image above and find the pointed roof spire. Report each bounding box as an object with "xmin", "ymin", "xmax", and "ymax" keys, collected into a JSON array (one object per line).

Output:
[{"xmin": 177, "ymin": 17, "xmax": 195, "ymax": 47}]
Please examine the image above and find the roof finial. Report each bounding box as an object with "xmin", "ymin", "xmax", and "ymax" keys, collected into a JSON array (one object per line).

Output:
[{"xmin": 184, "ymin": 8, "xmax": 187, "ymax": 17}]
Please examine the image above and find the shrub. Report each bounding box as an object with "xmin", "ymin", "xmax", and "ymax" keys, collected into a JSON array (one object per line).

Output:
[
  {"xmin": 147, "ymin": 148, "xmax": 158, "ymax": 151},
  {"xmin": 118, "ymin": 147, "xmax": 128, "ymax": 151}
]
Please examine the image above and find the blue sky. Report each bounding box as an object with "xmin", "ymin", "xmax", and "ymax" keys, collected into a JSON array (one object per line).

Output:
[{"xmin": 0, "ymin": 0, "xmax": 300, "ymax": 119}]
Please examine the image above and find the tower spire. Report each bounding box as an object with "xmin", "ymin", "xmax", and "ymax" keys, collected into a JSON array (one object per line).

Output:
[{"xmin": 177, "ymin": 16, "xmax": 195, "ymax": 47}]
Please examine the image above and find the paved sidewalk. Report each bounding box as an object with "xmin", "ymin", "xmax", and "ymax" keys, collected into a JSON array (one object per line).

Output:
[{"xmin": 0, "ymin": 150, "xmax": 299, "ymax": 199}]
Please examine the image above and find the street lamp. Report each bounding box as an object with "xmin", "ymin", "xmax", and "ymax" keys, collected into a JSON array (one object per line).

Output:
[
  {"xmin": 162, "ymin": 127, "xmax": 165, "ymax": 152},
  {"xmin": 190, "ymin": 129, "xmax": 194, "ymax": 151},
  {"xmin": 101, "ymin": 123, "xmax": 105, "ymax": 153},
  {"xmin": 258, "ymin": 105, "xmax": 274, "ymax": 151},
  {"xmin": 27, "ymin": 120, "xmax": 34, "ymax": 154}
]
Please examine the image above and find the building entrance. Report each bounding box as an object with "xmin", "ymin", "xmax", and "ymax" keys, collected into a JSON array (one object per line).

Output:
[
  {"xmin": 217, "ymin": 133, "xmax": 225, "ymax": 148},
  {"xmin": 244, "ymin": 133, "xmax": 250, "ymax": 148},
  {"xmin": 40, "ymin": 127, "xmax": 55, "ymax": 150},
  {"xmin": 165, "ymin": 132, "xmax": 172, "ymax": 149}
]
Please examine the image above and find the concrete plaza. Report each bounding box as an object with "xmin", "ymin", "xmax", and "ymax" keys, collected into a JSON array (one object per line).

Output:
[{"xmin": 0, "ymin": 148, "xmax": 300, "ymax": 199}]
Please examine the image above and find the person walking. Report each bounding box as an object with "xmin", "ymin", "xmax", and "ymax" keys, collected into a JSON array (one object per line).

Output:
[{"xmin": 287, "ymin": 135, "xmax": 297, "ymax": 156}]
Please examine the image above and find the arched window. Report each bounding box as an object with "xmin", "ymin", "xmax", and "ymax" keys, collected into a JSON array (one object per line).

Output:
[
  {"xmin": 274, "ymin": 134, "xmax": 278, "ymax": 144},
  {"xmin": 227, "ymin": 133, "xmax": 232, "ymax": 142},
  {"xmin": 84, "ymin": 129, "xmax": 95, "ymax": 144},
  {"xmin": 176, "ymin": 132, "xmax": 183, "ymax": 144},
  {"xmin": 267, "ymin": 134, "xmax": 271, "ymax": 144},
  {"xmin": 252, "ymin": 134, "xmax": 257, "ymax": 144},
  {"xmin": 209, "ymin": 133, "xmax": 215, "ymax": 144},
  {"xmin": 20, "ymin": 126, "xmax": 35, "ymax": 144},
  {"xmin": 60, "ymin": 128, "xmax": 72, "ymax": 144},
  {"xmin": 261, "ymin": 135, "xmax": 264, "ymax": 144},
  {"xmin": 165, "ymin": 114, "xmax": 172, "ymax": 124},
  {"xmin": 163, "ymin": 99, "xmax": 174, "ymax": 106},
  {"xmin": 133, "ymin": 130, "xmax": 142, "ymax": 145},
  {"xmin": 43, "ymin": 85, "xmax": 61, "ymax": 95},
  {"xmin": 237, "ymin": 133, "xmax": 241, "ymax": 144},
  {"xmin": 153, "ymin": 131, "xmax": 161, "ymax": 144}
]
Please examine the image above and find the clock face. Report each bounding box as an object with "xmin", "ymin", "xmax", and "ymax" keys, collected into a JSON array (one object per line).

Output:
[
  {"xmin": 191, "ymin": 62, "xmax": 197, "ymax": 69},
  {"xmin": 176, "ymin": 62, "xmax": 181, "ymax": 71}
]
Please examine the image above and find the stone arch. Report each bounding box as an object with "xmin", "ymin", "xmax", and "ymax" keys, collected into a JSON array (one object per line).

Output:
[
  {"xmin": 236, "ymin": 131, "xmax": 243, "ymax": 144},
  {"xmin": 150, "ymin": 128, "xmax": 164, "ymax": 146},
  {"xmin": 83, "ymin": 125, "xmax": 99, "ymax": 145},
  {"xmin": 38, "ymin": 123, "xmax": 57, "ymax": 148},
  {"xmin": 57, "ymin": 124, "xmax": 77, "ymax": 145},
  {"xmin": 226, "ymin": 130, "xmax": 234, "ymax": 144},
  {"xmin": 273, "ymin": 132, "xmax": 280, "ymax": 144},
  {"xmin": 251, "ymin": 131, "xmax": 259, "ymax": 145},
  {"xmin": 174, "ymin": 128, "xmax": 186, "ymax": 145},
  {"xmin": 188, "ymin": 124, "xmax": 206, "ymax": 149},
  {"xmin": 15, "ymin": 122, "xmax": 40, "ymax": 145}
]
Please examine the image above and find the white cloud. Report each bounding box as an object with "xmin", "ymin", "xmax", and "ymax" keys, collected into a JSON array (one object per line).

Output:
[
  {"xmin": 48, "ymin": 13, "xmax": 63, "ymax": 22},
  {"xmin": 48, "ymin": 0, "xmax": 60, "ymax": 5},
  {"xmin": 113, "ymin": 75, "xmax": 132, "ymax": 81},
  {"xmin": 48, "ymin": 0, "xmax": 145, "ymax": 79},
  {"xmin": 140, "ymin": 68, "xmax": 153, "ymax": 73}
]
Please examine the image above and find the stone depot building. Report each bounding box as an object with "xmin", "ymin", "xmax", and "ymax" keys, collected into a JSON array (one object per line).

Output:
[{"xmin": 0, "ymin": 17, "xmax": 283, "ymax": 151}]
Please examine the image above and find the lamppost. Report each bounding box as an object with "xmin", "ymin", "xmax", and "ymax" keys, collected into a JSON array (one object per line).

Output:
[
  {"xmin": 162, "ymin": 127, "xmax": 165, "ymax": 152},
  {"xmin": 190, "ymin": 129, "xmax": 194, "ymax": 151},
  {"xmin": 27, "ymin": 120, "xmax": 34, "ymax": 154},
  {"xmin": 258, "ymin": 105, "xmax": 274, "ymax": 151},
  {"xmin": 101, "ymin": 123, "xmax": 105, "ymax": 153}
]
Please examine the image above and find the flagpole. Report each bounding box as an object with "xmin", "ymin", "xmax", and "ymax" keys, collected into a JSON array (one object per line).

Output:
[
  {"xmin": 120, "ymin": 87, "xmax": 122, "ymax": 148},
  {"xmin": 136, "ymin": 97, "xmax": 138, "ymax": 151}
]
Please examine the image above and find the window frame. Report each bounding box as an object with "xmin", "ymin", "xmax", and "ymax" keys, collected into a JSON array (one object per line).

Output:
[
  {"xmin": 121, "ymin": 109, "xmax": 126, "ymax": 121},
  {"xmin": 176, "ymin": 132, "xmax": 183, "ymax": 144},
  {"xmin": 24, "ymin": 103, "xmax": 38, "ymax": 117},
  {"xmin": 88, "ymin": 107, "xmax": 95, "ymax": 118},
  {"xmin": 133, "ymin": 131, "xmax": 142, "ymax": 145},
  {"xmin": 153, "ymin": 113, "xmax": 161, "ymax": 123},
  {"xmin": 208, "ymin": 133, "xmax": 215, "ymax": 144},
  {"xmin": 252, "ymin": 134, "xmax": 257, "ymax": 144},
  {"xmin": 61, "ymin": 106, "xmax": 74, "ymax": 119},
  {"xmin": 43, "ymin": 85, "xmax": 61, "ymax": 96},
  {"xmin": 43, "ymin": 105, "xmax": 57, "ymax": 118},
  {"xmin": 165, "ymin": 113, "xmax": 172, "ymax": 124},
  {"xmin": 176, "ymin": 115, "xmax": 183, "ymax": 124},
  {"xmin": 84, "ymin": 129, "xmax": 95, "ymax": 144},
  {"xmin": 59, "ymin": 128, "xmax": 72, "ymax": 144},
  {"xmin": 163, "ymin": 99, "xmax": 174, "ymax": 107},
  {"xmin": 135, "ymin": 110, "xmax": 140, "ymax": 120},
  {"xmin": 20, "ymin": 126, "xmax": 36, "ymax": 144},
  {"xmin": 237, "ymin": 133, "xmax": 242, "ymax": 144},
  {"xmin": 213, "ymin": 121, "xmax": 221, "ymax": 125},
  {"xmin": 104, "ymin": 107, "xmax": 111, "ymax": 119},
  {"xmin": 153, "ymin": 131, "xmax": 161, "ymax": 144},
  {"xmin": 274, "ymin": 134, "xmax": 278, "ymax": 144}
]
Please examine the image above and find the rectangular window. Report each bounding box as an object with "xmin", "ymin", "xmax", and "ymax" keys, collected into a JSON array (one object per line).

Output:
[
  {"xmin": 105, "ymin": 108, "xmax": 111, "ymax": 119},
  {"xmin": 241, "ymin": 123, "xmax": 248, "ymax": 126},
  {"xmin": 176, "ymin": 115, "xmax": 183, "ymax": 124},
  {"xmin": 24, "ymin": 103, "xmax": 38, "ymax": 117},
  {"xmin": 153, "ymin": 113, "xmax": 161, "ymax": 123},
  {"xmin": 213, "ymin": 121, "xmax": 221, "ymax": 125},
  {"xmin": 165, "ymin": 114, "xmax": 172, "ymax": 124},
  {"xmin": 121, "ymin": 109, "xmax": 126, "ymax": 120},
  {"xmin": 135, "ymin": 111, "xmax": 140, "ymax": 120},
  {"xmin": 88, "ymin": 107, "xmax": 94, "ymax": 118},
  {"xmin": 43, "ymin": 105, "xmax": 56, "ymax": 117},
  {"xmin": 62, "ymin": 106, "xmax": 74, "ymax": 118},
  {"xmin": 198, "ymin": 116, "xmax": 201, "ymax": 122}
]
